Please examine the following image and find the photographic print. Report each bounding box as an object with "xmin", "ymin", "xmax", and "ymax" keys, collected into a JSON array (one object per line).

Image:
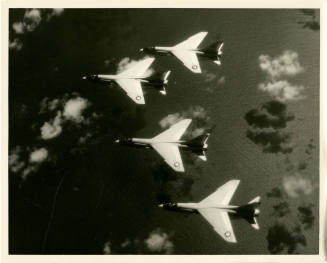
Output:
[{"xmin": 3, "ymin": 3, "xmax": 323, "ymax": 261}]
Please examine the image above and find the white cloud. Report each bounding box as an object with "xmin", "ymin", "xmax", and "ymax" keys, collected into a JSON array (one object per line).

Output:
[
  {"xmin": 145, "ymin": 228, "xmax": 174, "ymax": 254},
  {"xmin": 12, "ymin": 22, "xmax": 25, "ymax": 34},
  {"xmin": 258, "ymin": 80, "xmax": 305, "ymax": 102},
  {"xmin": 40, "ymin": 97, "xmax": 61, "ymax": 113},
  {"xmin": 103, "ymin": 241, "xmax": 112, "ymax": 254},
  {"xmin": 258, "ymin": 50, "xmax": 304, "ymax": 80},
  {"xmin": 13, "ymin": 8, "xmax": 65, "ymax": 34},
  {"xmin": 217, "ymin": 76, "xmax": 226, "ymax": 85},
  {"xmin": 121, "ymin": 239, "xmax": 132, "ymax": 248},
  {"xmin": 159, "ymin": 106, "xmax": 208, "ymax": 129},
  {"xmin": 104, "ymin": 59, "xmax": 113, "ymax": 67},
  {"xmin": 47, "ymin": 9, "xmax": 65, "ymax": 20},
  {"xmin": 257, "ymin": 50, "xmax": 306, "ymax": 102},
  {"xmin": 78, "ymin": 132, "xmax": 93, "ymax": 144},
  {"xmin": 51, "ymin": 8, "xmax": 64, "ymax": 16},
  {"xmin": 159, "ymin": 106, "xmax": 210, "ymax": 138},
  {"xmin": 190, "ymin": 127, "xmax": 206, "ymax": 137},
  {"xmin": 9, "ymin": 146, "xmax": 50, "ymax": 180},
  {"xmin": 29, "ymin": 148, "xmax": 48, "ymax": 163},
  {"xmin": 63, "ymin": 97, "xmax": 89, "ymax": 123},
  {"xmin": 9, "ymin": 146, "xmax": 25, "ymax": 173},
  {"xmin": 39, "ymin": 95, "xmax": 91, "ymax": 140},
  {"xmin": 202, "ymin": 70, "xmax": 216, "ymax": 82},
  {"xmin": 9, "ymin": 38, "xmax": 23, "ymax": 51},
  {"xmin": 159, "ymin": 113, "xmax": 183, "ymax": 129},
  {"xmin": 21, "ymin": 166, "xmax": 38, "ymax": 179},
  {"xmin": 24, "ymin": 9, "xmax": 42, "ymax": 32},
  {"xmin": 202, "ymin": 74, "xmax": 226, "ymax": 93},
  {"xmin": 11, "ymin": 9, "xmax": 65, "ymax": 52},
  {"xmin": 283, "ymin": 175, "xmax": 314, "ymax": 198},
  {"xmin": 116, "ymin": 56, "xmax": 154, "ymax": 77},
  {"xmin": 40, "ymin": 111, "xmax": 63, "ymax": 140}
]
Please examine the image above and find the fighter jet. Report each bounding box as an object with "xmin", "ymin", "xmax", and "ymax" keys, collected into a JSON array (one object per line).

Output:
[
  {"xmin": 115, "ymin": 119, "xmax": 211, "ymax": 172},
  {"xmin": 83, "ymin": 57, "xmax": 171, "ymax": 104},
  {"xmin": 140, "ymin": 32, "xmax": 224, "ymax": 73},
  {"xmin": 159, "ymin": 180, "xmax": 261, "ymax": 243}
]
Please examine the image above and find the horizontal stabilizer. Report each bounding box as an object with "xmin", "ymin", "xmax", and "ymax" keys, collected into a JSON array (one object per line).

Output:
[
  {"xmin": 198, "ymin": 151, "xmax": 207, "ymax": 161},
  {"xmin": 251, "ymin": 217, "xmax": 260, "ymax": 230},
  {"xmin": 248, "ymin": 196, "xmax": 261, "ymax": 204},
  {"xmin": 213, "ymin": 60, "xmax": 222, "ymax": 66}
]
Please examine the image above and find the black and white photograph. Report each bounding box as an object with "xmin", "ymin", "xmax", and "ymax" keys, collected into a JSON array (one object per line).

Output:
[{"xmin": 2, "ymin": 2, "xmax": 325, "ymax": 262}]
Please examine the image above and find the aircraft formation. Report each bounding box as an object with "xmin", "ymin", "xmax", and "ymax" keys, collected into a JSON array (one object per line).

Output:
[{"xmin": 83, "ymin": 32, "xmax": 261, "ymax": 244}]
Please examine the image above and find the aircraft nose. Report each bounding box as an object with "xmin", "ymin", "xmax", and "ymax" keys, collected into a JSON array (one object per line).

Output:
[
  {"xmin": 139, "ymin": 48, "xmax": 144, "ymax": 52},
  {"xmin": 158, "ymin": 204, "xmax": 164, "ymax": 208},
  {"xmin": 115, "ymin": 139, "xmax": 120, "ymax": 143},
  {"xmin": 82, "ymin": 76, "xmax": 87, "ymax": 80}
]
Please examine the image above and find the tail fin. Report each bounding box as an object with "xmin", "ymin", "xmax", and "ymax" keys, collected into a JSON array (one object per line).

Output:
[
  {"xmin": 147, "ymin": 70, "xmax": 171, "ymax": 83},
  {"xmin": 185, "ymin": 133, "xmax": 210, "ymax": 161},
  {"xmin": 202, "ymin": 40, "xmax": 223, "ymax": 53},
  {"xmin": 251, "ymin": 217, "xmax": 260, "ymax": 230},
  {"xmin": 246, "ymin": 196, "xmax": 260, "ymax": 230},
  {"xmin": 201, "ymin": 41, "xmax": 224, "ymax": 65},
  {"xmin": 146, "ymin": 70, "xmax": 171, "ymax": 95}
]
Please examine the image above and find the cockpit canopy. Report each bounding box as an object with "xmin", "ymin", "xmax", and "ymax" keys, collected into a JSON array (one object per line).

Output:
[
  {"xmin": 140, "ymin": 47, "xmax": 156, "ymax": 54},
  {"xmin": 84, "ymin": 74, "xmax": 99, "ymax": 81},
  {"xmin": 119, "ymin": 137, "xmax": 133, "ymax": 144}
]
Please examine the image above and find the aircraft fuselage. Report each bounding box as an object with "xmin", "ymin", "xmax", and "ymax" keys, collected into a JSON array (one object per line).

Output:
[
  {"xmin": 83, "ymin": 74, "xmax": 152, "ymax": 84},
  {"xmin": 83, "ymin": 74, "xmax": 168, "ymax": 92},
  {"xmin": 116, "ymin": 137, "xmax": 207, "ymax": 154},
  {"xmin": 140, "ymin": 46, "xmax": 222, "ymax": 62},
  {"xmin": 141, "ymin": 46, "xmax": 204, "ymax": 56},
  {"xmin": 159, "ymin": 202, "xmax": 260, "ymax": 221}
]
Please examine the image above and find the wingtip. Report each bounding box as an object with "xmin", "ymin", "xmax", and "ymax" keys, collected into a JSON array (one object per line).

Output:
[
  {"xmin": 214, "ymin": 60, "xmax": 222, "ymax": 66},
  {"xmin": 192, "ymin": 69, "xmax": 202, "ymax": 74},
  {"xmin": 177, "ymin": 118, "xmax": 192, "ymax": 125},
  {"xmin": 199, "ymin": 155, "xmax": 207, "ymax": 161},
  {"xmin": 252, "ymin": 224, "xmax": 260, "ymax": 230},
  {"xmin": 229, "ymin": 179, "xmax": 241, "ymax": 184},
  {"xmin": 134, "ymin": 97, "xmax": 145, "ymax": 105},
  {"xmin": 174, "ymin": 165, "xmax": 185, "ymax": 173}
]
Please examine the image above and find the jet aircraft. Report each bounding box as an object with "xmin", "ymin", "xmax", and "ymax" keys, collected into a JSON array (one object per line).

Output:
[
  {"xmin": 140, "ymin": 32, "xmax": 224, "ymax": 73},
  {"xmin": 83, "ymin": 57, "xmax": 171, "ymax": 104},
  {"xmin": 159, "ymin": 180, "xmax": 261, "ymax": 243},
  {"xmin": 115, "ymin": 119, "xmax": 211, "ymax": 172}
]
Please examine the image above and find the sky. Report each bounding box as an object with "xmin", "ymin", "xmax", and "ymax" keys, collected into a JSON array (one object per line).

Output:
[{"xmin": 8, "ymin": 8, "xmax": 320, "ymax": 255}]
